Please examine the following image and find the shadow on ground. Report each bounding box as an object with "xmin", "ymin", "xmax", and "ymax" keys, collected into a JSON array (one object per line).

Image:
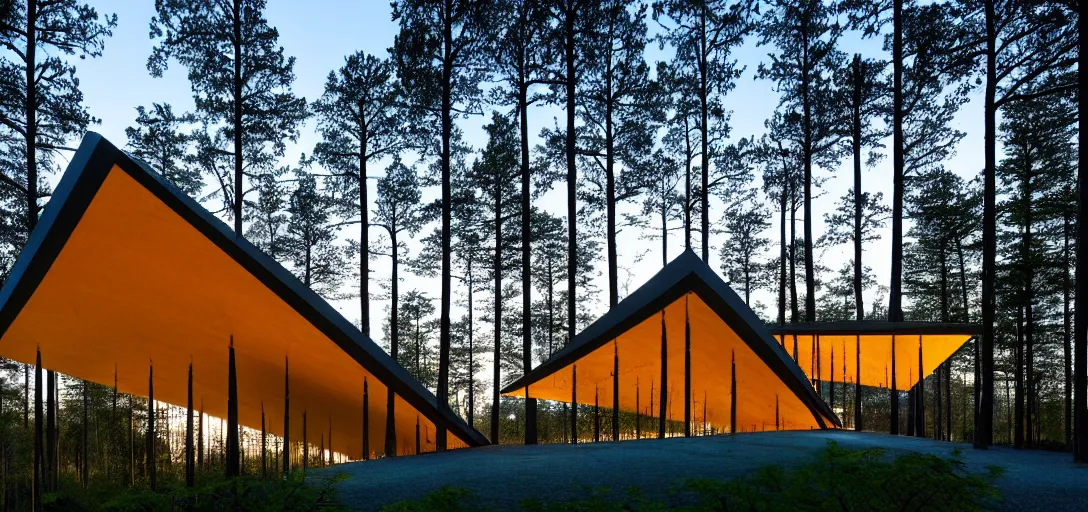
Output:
[{"xmin": 312, "ymin": 430, "xmax": 1088, "ymax": 511}]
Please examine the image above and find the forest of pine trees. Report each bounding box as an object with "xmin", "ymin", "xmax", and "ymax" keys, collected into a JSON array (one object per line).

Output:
[{"xmin": 0, "ymin": 0, "xmax": 1085, "ymax": 500}]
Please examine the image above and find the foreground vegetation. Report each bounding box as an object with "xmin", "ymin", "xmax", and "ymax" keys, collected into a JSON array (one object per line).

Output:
[
  {"xmin": 382, "ymin": 442, "xmax": 1004, "ymax": 512},
  {"xmin": 31, "ymin": 472, "xmax": 346, "ymax": 512}
]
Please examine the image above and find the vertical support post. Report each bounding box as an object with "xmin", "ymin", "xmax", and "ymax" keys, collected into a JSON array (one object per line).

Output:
[
  {"xmin": 198, "ymin": 401, "xmax": 204, "ymax": 470},
  {"xmin": 612, "ymin": 342, "xmax": 619, "ymax": 441},
  {"xmin": 830, "ymin": 348, "xmax": 836, "ymax": 412},
  {"xmin": 945, "ymin": 363, "xmax": 952, "ymax": 441},
  {"xmin": 593, "ymin": 386, "xmax": 600, "ymax": 443},
  {"xmin": 128, "ymin": 394, "xmax": 134, "ymax": 486},
  {"xmin": 33, "ymin": 348, "xmax": 42, "ymax": 511},
  {"xmin": 319, "ymin": 435, "xmax": 325, "ymax": 468},
  {"xmin": 415, "ymin": 416, "xmax": 421, "ymax": 455},
  {"xmin": 328, "ymin": 418, "xmax": 332, "ymax": 465},
  {"xmin": 684, "ymin": 296, "xmax": 691, "ymax": 437},
  {"xmin": 571, "ymin": 365, "xmax": 577, "ymax": 445},
  {"xmin": 659, "ymin": 311, "xmax": 667, "ymax": 439},
  {"xmin": 25, "ymin": 363, "xmax": 29, "ymax": 429},
  {"xmin": 816, "ymin": 335, "xmax": 822, "ymax": 396},
  {"xmin": 82, "ymin": 379, "xmax": 89, "ymax": 488},
  {"xmin": 186, "ymin": 362, "xmax": 194, "ymax": 488},
  {"xmin": 302, "ymin": 411, "xmax": 308, "ymax": 473},
  {"xmin": 731, "ymin": 350, "xmax": 737, "ymax": 434},
  {"xmin": 916, "ymin": 336, "xmax": 924, "ymax": 437},
  {"xmin": 891, "ymin": 335, "xmax": 899, "ymax": 435},
  {"xmin": 855, "ymin": 335, "xmax": 862, "ymax": 431},
  {"xmin": 147, "ymin": 361, "xmax": 156, "ymax": 490},
  {"xmin": 635, "ymin": 379, "xmax": 640, "ymax": 440},
  {"xmin": 261, "ymin": 404, "xmax": 267, "ymax": 478},
  {"xmin": 226, "ymin": 336, "xmax": 239, "ymax": 478},
  {"xmin": 45, "ymin": 369, "xmax": 54, "ymax": 493},
  {"xmin": 775, "ymin": 395, "xmax": 780, "ymax": 430},
  {"xmin": 283, "ymin": 356, "xmax": 290, "ymax": 475},
  {"xmin": 363, "ymin": 377, "xmax": 369, "ymax": 460},
  {"xmin": 110, "ymin": 367, "xmax": 117, "ymax": 482}
]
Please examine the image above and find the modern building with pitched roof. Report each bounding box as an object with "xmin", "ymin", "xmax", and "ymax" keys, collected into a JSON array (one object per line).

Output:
[
  {"xmin": 0, "ymin": 133, "xmax": 488, "ymax": 461},
  {"xmin": 502, "ymin": 250, "xmax": 841, "ymax": 437}
]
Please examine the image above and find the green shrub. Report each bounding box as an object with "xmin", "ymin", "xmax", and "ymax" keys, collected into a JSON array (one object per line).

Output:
[
  {"xmin": 382, "ymin": 442, "xmax": 1003, "ymax": 512},
  {"xmin": 679, "ymin": 441, "xmax": 1004, "ymax": 511}
]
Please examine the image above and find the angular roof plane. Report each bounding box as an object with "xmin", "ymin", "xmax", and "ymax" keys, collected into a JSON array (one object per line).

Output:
[
  {"xmin": 503, "ymin": 250, "xmax": 840, "ymax": 432},
  {"xmin": 0, "ymin": 133, "xmax": 488, "ymax": 458}
]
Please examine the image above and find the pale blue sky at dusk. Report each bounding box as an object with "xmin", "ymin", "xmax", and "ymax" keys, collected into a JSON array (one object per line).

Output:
[{"xmin": 57, "ymin": 0, "xmax": 988, "ymax": 344}]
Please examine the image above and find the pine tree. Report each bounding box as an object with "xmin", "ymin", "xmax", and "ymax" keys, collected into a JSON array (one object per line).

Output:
[
  {"xmin": 996, "ymin": 87, "xmax": 1077, "ymax": 449},
  {"xmin": 149, "ymin": 0, "xmax": 307, "ymax": 236},
  {"xmin": 124, "ymin": 104, "xmax": 202, "ymax": 197},
  {"xmin": 635, "ymin": 149, "xmax": 683, "ymax": 267},
  {"xmin": 389, "ymin": 290, "xmax": 438, "ymax": 390},
  {"xmin": 578, "ymin": 0, "xmax": 658, "ymax": 308},
  {"xmin": 952, "ymin": 0, "xmax": 1077, "ymax": 448},
  {"xmin": 469, "ymin": 113, "xmax": 522, "ymax": 444},
  {"xmin": 392, "ymin": 0, "xmax": 491, "ymax": 450},
  {"xmin": 313, "ymin": 51, "xmax": 410, "ymax": 337},
  {"xmin": 490, "ymin": 0, "xmax": 552, "ymax": 447},
  {"xmin": 372, "ymin": 157, "xmax": 428, "ymax": 455},
  {"xmin": 653, "ymin": 0, "xmax": 753, "ymax": 262},
  {"xmin": 245, "ymin": 170, "xmax": 289, "ymax": 263},
  {"xmin": 0, "ymin": 0, "xmax": 115, "ymax": 264},
  {"xmin": 284, "ymin": 170, "xmax": 345, "ymax": 299},
  {"xmin": 757, "ymin": 0, "xmax": 848, "ymax": 322},
  {"xmin": 719, "ymin": 188, "xmax": 769, "ymax": 305}
]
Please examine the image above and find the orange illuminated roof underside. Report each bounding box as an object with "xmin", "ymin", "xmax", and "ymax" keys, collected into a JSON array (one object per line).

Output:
[
  {"xmin": 502, "ymin": 250, "xmax": 840, "ymax": 432},
  {"xmin": 0, "ymin": 133, "xmax": 486, "ymax": 459},
  {"xmin": 768, "ymin": 323, "xmax": 978, "ymax": 390}
]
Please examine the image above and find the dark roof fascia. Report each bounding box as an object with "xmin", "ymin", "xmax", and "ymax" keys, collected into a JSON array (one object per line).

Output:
[
  {"xmin": 501, "ymin": 250, "xmax": 840, "ymax": 428},
  {"xmin": 0, "ymin": 133, "xmax": 488, "ymax": 447},
  {"xmin": 766, "ymin": 321, "xmax": 982, "ymax": 337}
]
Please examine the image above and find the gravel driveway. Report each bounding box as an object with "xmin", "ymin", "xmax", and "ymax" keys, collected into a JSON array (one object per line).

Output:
[{"xmin": 312, "ymin": 430, "xmax": 1088, "ymax": 511}]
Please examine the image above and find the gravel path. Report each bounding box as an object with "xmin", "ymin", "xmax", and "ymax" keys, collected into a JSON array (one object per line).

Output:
[{"xmin": 313, "ymin": 431, "xmax": 1088, "ymax": 511}]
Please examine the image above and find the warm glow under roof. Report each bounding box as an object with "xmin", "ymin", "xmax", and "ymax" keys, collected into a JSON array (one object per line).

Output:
[
  {"xmin": 502, "ymin": 251, "xmax": 839, "ymax": 432},
  {"xmin": 767, "ymin": 323, "xmax": 978, "ymax": 390},
  {"xmin": 0, "ymin": 134, "xmax": 486, "ymax": 459}
]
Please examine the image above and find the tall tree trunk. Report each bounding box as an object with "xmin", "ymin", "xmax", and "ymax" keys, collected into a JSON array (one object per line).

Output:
[
  {"xmin": 698, "ymin": 5, "xmax": 710, "ymax": 262},
  {"xmin": 24, "ymin": 0, "xmax": 38, "ymax": 233},
  {"xmin": 360, "ymin": 133, "xmax": 370, "ymax": 336},
  {"xmin": 1023, "ymin": 172, "xmax": 1035, "ymax": 447},
  {"xmin": 978, "ymin": 0, "xmax": 996, "ymax": 450},
  {"xmin": 889, "ymin": 0, "xmax": 904, "ymax": 330},
  {"xmin": 564, "ymin": 1, "xmax": 579, "ymax": 418},
  {"xmin": 1075, "ymin": 0, "xmax": 1088, "ymax": 461},
  {"xmin": 386, "ymin": 233, "xmax": 399, "ymax": 457},
  {"xmin": 436, "ymin": 0, "xmax": 455, "ymax": 452},
  {"xmin": 888, "ymin": 0, "xmax": 904, "ymax": 436},
  {"xmin": 520, "ymin": 68, "xmax": 537, "ymax": 447},
  {"xmin": 684, "ymin": 116, "xmax": 693, "ymax": 252},
  {"xmin": 491, "ymin": 182, "xmax": 502, "ymax": 444},
  {"xmin": 606, "ymin": 66, "xmax": 618, "ymax": 308},
  {"xmin": 468, "ymin": 262, "xmax": 475, "ymax": 428},
  {"xmin": 789, "ymin": 185, "xmax": 799, "ymax": 323},
  {"xmin": 232, "ymin": 0, "xmax": 243, "ymax": 236},
  {"xmin": 800, "ymin": 17, "xmax": 815, "ymax": 322},
  {"xmin": 939, "ymin": 242, "xmax": 950, "ymax": 442},
  {"xmin": 1064, "ymin": 213, "xmax": 1073, "ymax": 449},
  {"xmin": 852, "ymin": 55, "xmax": 864, "ymax": 322},
  {"xmin": 779, "ymin": 164, "xmax": 787, "ymax": 325},
  {"xmin": 1015, "ymin": 306, "xmax": 1024, "ymax": 449}
]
